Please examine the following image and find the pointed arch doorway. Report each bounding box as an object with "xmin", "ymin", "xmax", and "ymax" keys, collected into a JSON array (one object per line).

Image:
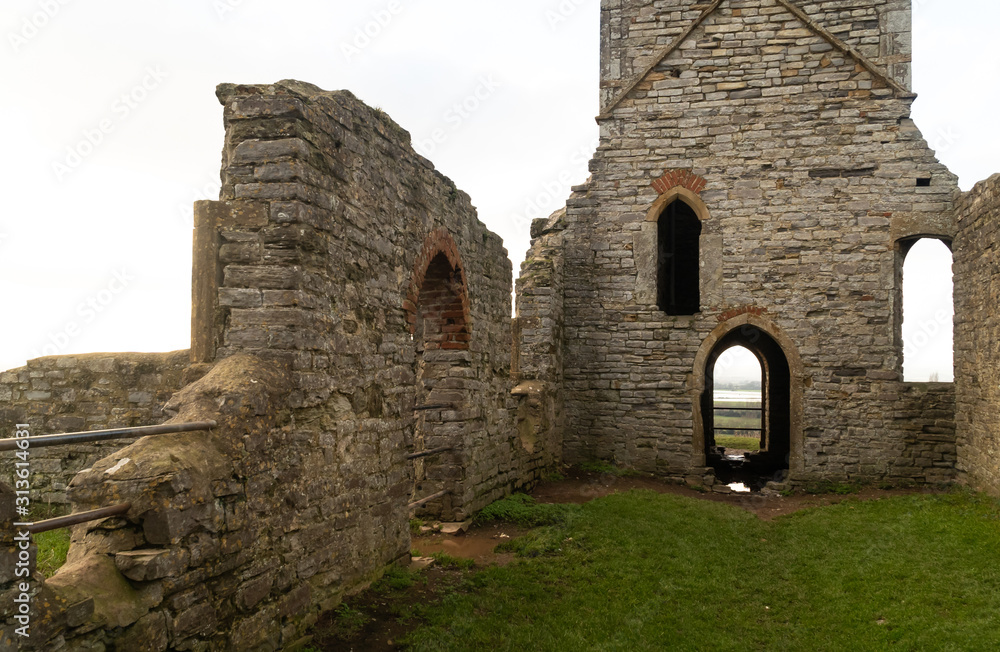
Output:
[{"xmin": 694, "ymin": 319, "xmax": 802, "ymax": 488}]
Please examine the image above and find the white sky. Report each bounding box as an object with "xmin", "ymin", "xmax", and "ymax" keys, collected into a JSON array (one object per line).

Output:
[{"xmin": 0, "ymin": 0, "xmax": 995, "ymax": 377}]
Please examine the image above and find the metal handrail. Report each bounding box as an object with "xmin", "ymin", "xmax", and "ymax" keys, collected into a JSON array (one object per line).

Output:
[
  {"xmin": 413, "ymin": 404, "xmax": 454, "ymax": 411},
  {"xmin": 406, "ymin": 446, "xmax": 453, "ymax": 461},
  {"xmin": 715, "ymin": 428, "xmax": 763, "ymax": 432},
  {"xmin": 0, "ymin": 421, "xmax": 217, "ymax": 451},
  {"xmin": 26, "ymin": 503, "xmax": 131, "ymax": 535},
  {"xmin": 713, "ymin": 406, "xmax": 763, "ymax": 412},
  {"xmin": 408, "ymin": 489, "xmax": 450, "ymax": 510}
]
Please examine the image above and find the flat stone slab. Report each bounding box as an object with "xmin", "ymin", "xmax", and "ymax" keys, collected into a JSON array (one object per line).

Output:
[
  {"xmin": 409, "ymin": 556, "xmax": 436, "ymax": 571},
  {"xmin": 439, "ymin": 521, "xmax": 472, "ymax": 535}
]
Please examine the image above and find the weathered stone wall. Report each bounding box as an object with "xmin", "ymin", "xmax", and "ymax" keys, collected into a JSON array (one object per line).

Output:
[
  {"xmin": 195, "ymin": 80, "xmax": 551, "ymax": 516},
  {"xmin": 513, "ymin": 208, "xmax": 570, "ymax": 464},
  {"xmin": 1, "ymin": 355, "xmax": 296, "ymax": 651},
  {"xmin": 600, "ymin": 0, "xmax": 912, "ymax": 109},
  {"xmin": 0, "ymin": 80, "xmax": 564, "ymax": 652},
  {"xmin": 554, "ymin": 0, "xmax": 958, "ymax": 483},
  {"xmin": 0, "ymin": 351, "xmax": 189, "ymax": 504},
  {"xmin": 953, "ymin": 174, "xmax": 1000, "ymax": 496}
]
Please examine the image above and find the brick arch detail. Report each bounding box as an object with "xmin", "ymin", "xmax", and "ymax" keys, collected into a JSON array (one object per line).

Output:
[
  {"xmin": 652, "ymin": 169, "xmax": 708, "ymax": 196},
  {"xmin": 404, "ymin": 228, "xmax": 472, "ymax": 337}
]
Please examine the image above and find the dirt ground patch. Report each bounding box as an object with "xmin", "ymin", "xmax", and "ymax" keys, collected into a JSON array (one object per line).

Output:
[
  {"xmin": 532, "ymin": 467, "xmax": 942, "ymax": 521},
  {"xmin": 410, "ymin": 522, "xmax": 526, "ymax": 566},
  {"xmin": 309, "ymin": 565, "xmax": 468, "ymax": 652}
]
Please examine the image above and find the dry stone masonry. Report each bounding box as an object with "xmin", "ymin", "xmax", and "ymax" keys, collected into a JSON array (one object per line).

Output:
[
  {"xmin": 2, "ymin": 2, "xmax": 1000, "ymax": 650},
  {"xmin": 0, "ymin": 352, "xmax": 189, "ymax": 504},
  {"xmin": 953, "ymin": 174, "xmax": 1000, "ymax": 496},
  {"xmin": 2, "ymin": 81, "xmax": 560, "ymax": 650}
]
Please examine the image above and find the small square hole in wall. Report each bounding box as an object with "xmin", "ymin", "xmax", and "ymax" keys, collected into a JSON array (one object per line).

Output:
[{"xmin": 917, "ymin": 178, "xmax": 932, "ymax": 187}]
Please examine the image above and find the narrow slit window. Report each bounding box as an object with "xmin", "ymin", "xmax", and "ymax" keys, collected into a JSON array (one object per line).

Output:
[{"xmin": 657, "ymin": 200, "xmax": 701, "ymax": 315}]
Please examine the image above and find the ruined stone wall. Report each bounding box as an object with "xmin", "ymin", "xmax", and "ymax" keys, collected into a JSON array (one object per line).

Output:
[
  {"xmin": 1, "ymin": 356, "xmax": 295, "ymax": 651},
  {"xmin": 953, "ymin": 174, "xmax": 1000, "ymax": 496},
  {"xmin": 0, "ymin": 351, "xmax": 189, "ymax": 504},
  {"xmin": 22, "ymin": 80, "xmax": 548, "ymax": 650},
  {"xmin": 0, "ymin": 80, "xmax": 558, "ymax": 652},
  {"xmin": 23, "ymin": 82, "xmax": 559, "ymax": 649},
  {"xmin": 196, "ymin": 80, "xmax": 549, "ymax": 515},
  {"xmin": 558, "ymin": 0, "xmax": 957, "ymax": 483},
  {"xmin": 513, "ymin": 208, "xmax": 570, "ymax": 464}
]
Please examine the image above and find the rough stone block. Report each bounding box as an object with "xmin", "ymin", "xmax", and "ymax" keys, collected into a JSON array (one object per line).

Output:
[{"xmin": 115, "ymin": 548, "xmax": 190, "ymax": 581}]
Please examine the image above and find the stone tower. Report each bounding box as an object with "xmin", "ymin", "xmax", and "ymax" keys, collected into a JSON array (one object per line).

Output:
[{"xmin": 518, "ymin": 0, "xmax": 961, "ymax": 486}]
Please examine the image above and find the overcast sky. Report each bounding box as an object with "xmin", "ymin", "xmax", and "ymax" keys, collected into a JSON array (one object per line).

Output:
[{"xmin": 1, "ymin": 0, "xmax": 995, "ymax": 381}]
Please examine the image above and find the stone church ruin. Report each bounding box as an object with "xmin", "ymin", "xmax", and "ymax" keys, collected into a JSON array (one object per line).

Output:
[{"xmin": 3, "ymin": 1, "xmax": 1000, "ymax": 649}]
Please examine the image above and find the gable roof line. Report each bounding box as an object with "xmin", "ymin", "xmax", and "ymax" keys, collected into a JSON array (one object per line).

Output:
[
  {"xmin": 772, "ymin": 0, "xmax": 912, "ymax": 96},
  {"xmin": 597, "ymin": 0, "xmax": 724, "ymax": 121},
  {"xmin": 597, "ymin": 0, "xmax": 913, "ymax": 121}
]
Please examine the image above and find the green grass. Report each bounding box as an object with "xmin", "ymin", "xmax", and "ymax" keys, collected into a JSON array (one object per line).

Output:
[
  {"xmin": 32, "ymin": 503, "xmax": 71, "ymax": 577},
  {"xmin": 330, "ymin": 603, "xmax": 369, "ymax": 638},
  {"xmin": 430, "ymin": 552, "xmax": 476, "ymax": 570},
  {"xmin": 715, "ymin": 434, "xmax": 762, "ymax": 451},
  {"xmin": 474, "ymin": 493, "xmax": 580, "ymax": 528},
  {"xmin": 34, "ymin": 529, "xmax": 71, "ymax": 577},
  {"xmin": 402, "ymin": 489, "xmax": 1000, "ymax": 651}
]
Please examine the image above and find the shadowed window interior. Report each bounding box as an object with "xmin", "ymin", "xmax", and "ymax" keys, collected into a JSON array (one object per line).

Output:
[{"xmin": 657, "ymin": 200, "xmax": 701, "ymax": 315}]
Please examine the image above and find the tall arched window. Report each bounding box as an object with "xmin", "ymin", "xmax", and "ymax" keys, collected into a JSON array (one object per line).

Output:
[
  {"xmin": 901, "ymin": 238, "xmax": 954, "ymax": 382},
  {"xmin": 657, "ymin": 200, "xmax": 701, "ymax": 314}
]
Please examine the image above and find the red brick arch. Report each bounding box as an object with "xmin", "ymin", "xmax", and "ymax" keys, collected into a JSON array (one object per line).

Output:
[
  {"xmin": 652, "ymin": 169, "xmax": 708, "ymax": 196},
  {"xmin": 404, "ymin": 229, "xmax": 472, "ymax": 348}
]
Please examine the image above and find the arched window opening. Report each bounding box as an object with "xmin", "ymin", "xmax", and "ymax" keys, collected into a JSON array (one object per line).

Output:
[
  {"xmin": 901, "ymin": 238, "xmax": 954, "ymax": 382},
  {"xmin": 712, "ymin": 346, "xmax": 763, "ymax": 461},
  {"xmin": 657, "ymin": 200, "xmax": 701, "ymax": 314}
]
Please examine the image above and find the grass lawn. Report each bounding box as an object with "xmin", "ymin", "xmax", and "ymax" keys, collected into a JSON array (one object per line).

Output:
[
  {"xmin": 714, "ymin": 434, "xmax": 761, "ymax": 452},
  {"xmin": 399, "ymin": 490, "xmax": 1000, "ymax": 651},
  {"xmin": 29, "ymin": 504, "xmax": 71, "ymax": 577}
]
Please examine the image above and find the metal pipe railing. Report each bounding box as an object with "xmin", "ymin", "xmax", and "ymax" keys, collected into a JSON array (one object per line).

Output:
[
  {"xmin": 407, "ymin": 489, "xmax": 450, "ymax": 510},
  {"xmin": 26, "ymin": 503, "xmax": 131, "ymax": 535},
  {"xmin": 0, "ymin": 421, "xmax": 217, "ymax": 452},
  {"xmin": 406, "ymin": 446, "xmax": 453, "ymax": 461},
  {"xmin": 413, "ymin": 404, "xmax": 454, "ymax": 412}
]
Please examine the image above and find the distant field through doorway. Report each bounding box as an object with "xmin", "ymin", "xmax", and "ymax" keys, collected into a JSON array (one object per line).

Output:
[{"xmin": 712, "ymin": 345, "xmax": 763, "ymax": 453}]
